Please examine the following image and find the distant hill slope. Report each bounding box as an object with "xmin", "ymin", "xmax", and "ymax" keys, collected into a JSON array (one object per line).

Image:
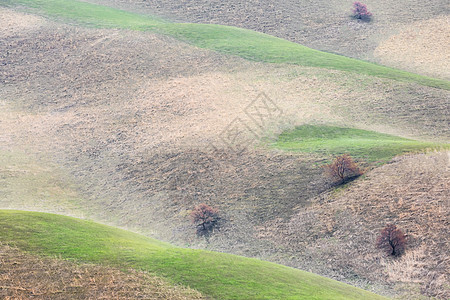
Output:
[
  {"xmin": 4, "ymin": 0, "xmax": 449, "ymax": 89},
  {"xmin": 87, "ymin": 0, "xmax": 450, "ymax": 79},
  {"xmin": 0, "ymin": 210, "xmax": 387, "ymax": 299},
  {"xmin": 374, "ymin": 16, "xmax": 450, "ymax": 80},
  {"xmin": 273, "ymin": 125, "xmax": 449, "ymax": 163}
]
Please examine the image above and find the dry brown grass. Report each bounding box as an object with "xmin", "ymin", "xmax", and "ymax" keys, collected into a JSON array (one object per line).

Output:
[
  {"xmin": 374, "ymin": 16, "xmax": 450, "ymax": 80},
  {"xmin": 257, "ymin": 151, "xmax": 449, "ymax": 298},
  {"xmin": 0, "ymin": 245, "xmax": 205, "ymax": 299},
  {"xmin": 0, "ymin": 8, "xmax": 44, "ymax": 38}
]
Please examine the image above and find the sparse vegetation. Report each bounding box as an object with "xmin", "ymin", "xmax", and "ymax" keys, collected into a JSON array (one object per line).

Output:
[
  {"xmin": 324, "ymin": 154, "xmax": 362, "ymax": 184},
  {"xmin": 258, "ymin": 152, "xmax": 449, "ymax": 299},
  {"xmin": 352, "ymin": 2, "xmax": 372, "ymax": 20},
  {"xmin": 376, "ymin": 224, "xmax": 407, "ymax": 257},
  {"xmin": 190, "ymin": 203, "xmax": 219, "ymax": 233}
]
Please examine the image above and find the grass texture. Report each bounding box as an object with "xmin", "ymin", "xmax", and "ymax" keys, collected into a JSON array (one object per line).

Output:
[
  {"xmin": 273, "ymin": 125, "xmax": 448, "ymax": 163},
  {"xmin": 0, "ymin": 210, "xmax": 387, "ymax": 299}
]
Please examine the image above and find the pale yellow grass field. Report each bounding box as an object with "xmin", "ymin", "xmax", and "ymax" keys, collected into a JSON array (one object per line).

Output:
[
  {"xmin": 374, "ymin": 16, "xmax": 450, "ymax": 80},
  {"xmin": 0, "ymin": 68, "xmax": 431, "ymax": 158},
  {"xmin": 0, "ymin": 8, "xmax": 45, "ymax": 37}
]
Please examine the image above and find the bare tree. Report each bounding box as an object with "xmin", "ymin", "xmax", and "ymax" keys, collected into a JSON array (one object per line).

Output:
[
  {"xmin": 190, "ymin": 203, "xmax": 219, "ymax": 232},
  {"xmin": 352, "ymin": 2, "xmax": 372, "ymax": 20},
  {"xmin": 376, "ymin": 224, "xmax": 407, "ymax": 256},
  {"xmin": 323, "ymin": 154, "xmax": 362, "ymax": 184}
]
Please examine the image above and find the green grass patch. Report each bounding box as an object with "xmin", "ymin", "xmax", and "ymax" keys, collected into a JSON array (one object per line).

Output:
[
  {"xmin": 272, "ymin": 125, "xmax": 448, "ymax": 163},
  {"xmin": 0, "ymin": 210, "xmax": 387, "ymax": 299},
  {"xmin": 5, "ymin": 0, "xmax": 450, "ymax": 89},
  {"xmin": 6, "ymin": 0, "xmax": 166, "ymax": 29}
]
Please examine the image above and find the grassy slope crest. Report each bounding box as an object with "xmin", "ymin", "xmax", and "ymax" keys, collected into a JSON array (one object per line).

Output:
[
  {"xmin": 4, "ymin": 0, "xmax": 450, "ymax": 90},
  {"xmin": 272, "ymin": 125, "xmax": 449, "ymax": 163},
  {"xmin": 0, "ymin": 210, "xmax": 387, "ymax": 299}
]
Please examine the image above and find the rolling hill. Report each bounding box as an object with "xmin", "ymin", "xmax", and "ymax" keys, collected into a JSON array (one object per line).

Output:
[
  {"xmin": 0, "ymin": 0, "xmax": 449, "ymax": 298},
  {"xmin": 86, "ymin": 0, "xmax": 450, "ymax": 79},
  {"xmin": 4, "ymin": 0, "xmax": 449, "ymax": 89},
  {"xmin": 272, "ymin": 125, "xmax": 448, "ymax": 163},
  {"xmin": 0, "ymin": 244, "xmax": 205, "ymax": 299},
  {"xmin": 0, "ymin": 210, "xmax": 387, "ymax": 299}
]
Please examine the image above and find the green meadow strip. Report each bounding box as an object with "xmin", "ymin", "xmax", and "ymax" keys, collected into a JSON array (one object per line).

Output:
[
  {"xmin": 5, "ymin": 0, "xmax": 450, "ymax": 89},
  {"xmin": 272, "ymin": 125, "xmax": 449, "ymax": 163},
  {"xmin": 0, "ymin": 210, "xmax": 387, "ymax": 299},
  {"xmin": 5, "ymin": 0, "xmax": 166, "ymax": 29}
]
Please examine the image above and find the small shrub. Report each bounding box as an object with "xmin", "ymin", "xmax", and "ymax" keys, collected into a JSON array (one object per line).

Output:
[
  {"xmin": 190, "ymin": 203, "xmax": 219, "ymax": 232},
  {"xmin": 323, "ymin": 154, "xmax": 362, "ymax": 184},
  {"xmin": 352, "ymin": 2, "xmax": 372, "ymax": 20},
  {"xmin": 376, "ymin": 224, "xmax": 407, "ymax": 257}
]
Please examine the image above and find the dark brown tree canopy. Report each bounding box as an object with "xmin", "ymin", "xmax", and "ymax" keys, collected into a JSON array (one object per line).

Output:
[
  {"xmin": 323, "ymin": 154, "xmax": 362, "ymax": 184},
  {"xmin": 352, "ymin": 2, "xmax": 372, "ymax": 20},
  {"xmin": 376, "ymin": 224, "xmax": 407, "ymax": 256},
  {"xmin": 190, "ymin": 203, "xmax": 219, "ymax": 231}
]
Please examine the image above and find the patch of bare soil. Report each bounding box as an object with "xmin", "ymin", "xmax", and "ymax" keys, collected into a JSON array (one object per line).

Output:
[
  {"xmin": 258, "ymin": 151, "xmax": 450, "ymax": 299},
  {"xmin": 0, "ymin": 245, "xmax": 204, "ymax": 299},
  {"xmin": 0, "ymin": 8, "xmax": 44, "ymax": 38},
  {"xmin": 374, "ymin": 16, "xmax": 450, "ymax": 80}
]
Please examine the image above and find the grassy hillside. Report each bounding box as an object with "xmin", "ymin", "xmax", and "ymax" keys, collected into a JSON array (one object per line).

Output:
[
  {"xmin": 0, "ymin": 245, "xmax": 205, "ymax": 299},
  {"xmin": 272, "ymin": 125, "xmax": 449, "ymax": 163},
  {"xmin": 0, "ymin": 150, "xmax": 88, "ymax": 216},
  {"xmin": 5, "ymin": 0, "xmax": 449, "ymax": 89},
  {"xmin": 0, "ymin": 210, "xmax": 387, "ymax": 299}
]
